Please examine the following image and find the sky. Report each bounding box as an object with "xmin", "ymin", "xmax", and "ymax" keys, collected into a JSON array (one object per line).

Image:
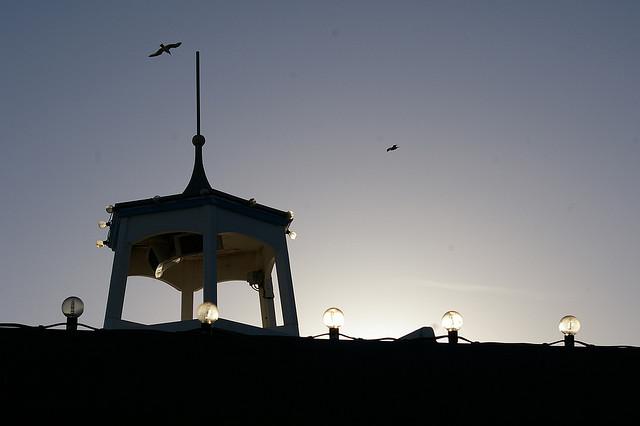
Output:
[{"xmin": 1, "ymin": 0, "xmax": 639, "ymax": 346}]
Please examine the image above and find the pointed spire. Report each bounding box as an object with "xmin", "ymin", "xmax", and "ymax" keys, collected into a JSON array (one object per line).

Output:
[{"xmin": 184, "ymin": 51, "xmax": 213, "ymax": 196}]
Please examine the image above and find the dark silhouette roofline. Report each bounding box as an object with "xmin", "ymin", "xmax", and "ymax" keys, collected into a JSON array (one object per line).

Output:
[{"xmin": 1, "ymin": 327, "xmax": 639, "ymax": 422}]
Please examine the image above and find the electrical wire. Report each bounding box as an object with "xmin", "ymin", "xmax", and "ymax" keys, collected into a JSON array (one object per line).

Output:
[
  {"xmin": 1, "ymin": 322, "xmax": 638, "ymax": 348},
  {"xmin": 0, "ymin": 322, "xmax": 100, "ymax": 331},
  {"xmin": 0, "ymin": 323, "xmax": 33, "ymax": 329},
  {"xmin": 41, "ymin": 322, "xmax": 67, "ymax": 329}
]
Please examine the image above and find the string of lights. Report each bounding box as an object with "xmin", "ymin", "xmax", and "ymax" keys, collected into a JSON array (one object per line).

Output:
[
  {"xmin": 2, "ymin": 297, "xmax": 637, "ymax": 349},
  {"xmin": 96, "ymin": 205, "xmax": 114, "ymax": 248}
]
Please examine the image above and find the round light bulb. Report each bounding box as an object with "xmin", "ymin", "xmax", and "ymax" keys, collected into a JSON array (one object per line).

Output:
[
  {"xmin": 96, "ymin": 240, "xmax": 105, "ymax": 248},
  {"xmin": 61, "ymin": 296, "xmax": 84, "ymax": 318},
  {"xmin": 105, "ymin": 205, "xmax": 114, "ymax": 214},
  {"xmin": 196, "ymin": 302, "xmax": 219, "ymax": 325},
  {"xmin": 558, "ymin": 315, "xmax": 581, "ymax": 336},
  {"xmin": 287, "ymin": 210, "xmax": 295, "ymax": 219},
  {"xmin": 441, "ymin": 310, "xmax": 463, "ymax": 332},
  {"xmin": 323, "ymin": 307, "xmax": 344, "ymax": 329},
  {"xmin": 288, "ymin": 230, "xmax": 297, "ymax": 240},
  {"xmin": 98, "ymin": 220, "xmax": 108, "ymax": 229}
]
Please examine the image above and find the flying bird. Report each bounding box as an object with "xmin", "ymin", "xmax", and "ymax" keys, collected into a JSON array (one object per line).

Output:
[
  {"xmin": 148, "ymin": 42, "xmax": 182, "ymax": 57},
  {"xmin": 386, "ymin": 144, "xmax": 399, "ymax": 152}
]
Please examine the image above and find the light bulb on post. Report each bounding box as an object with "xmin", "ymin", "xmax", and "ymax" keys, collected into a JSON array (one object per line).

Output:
[
  {"xmin": 61, "ymin": 296, "xmax": 84, "ymax": 331},
  {"xmin": 441, "ymin": 310, "xmax": 463, "ymax": 344},
  {"xmin": 286, "ymin": 229, "xmax": 297, "ymax": 240},
  {"xmin": 96, "ymin": 240, "xmax": 106, "ymax": 248},
  {"xmin": 98, "ymin": 220, "xmax": 110, "ymax": 229},
  {"xmin": 197, "ymin": 302, "xmax": 219, "ymax": 332},
  {"xmin": 323, "ymin": 307, "xmax": 344, "ymax": 340},
  {"xmin": 558, "ymin": 315, "xmax": 580, "ymax": 348},
  {"xmin": 105, "ymin": 205, "xmax": 114, "ymax": 214}
]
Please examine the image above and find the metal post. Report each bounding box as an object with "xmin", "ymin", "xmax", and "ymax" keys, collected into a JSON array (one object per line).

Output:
[
  {"xmin": 564, "ymin": 334, "xmax": 575, "ymax": 348},
  {"xmin": 66, "ymin": 317, "xmax": 78, "ymax": 332},
  {"xmin": 196, "ymin": 51, "xmax": 200, "ymax": 135},
  {"xmin": 329, "ymin": 327, "xmax": 339, "ymax": 341}
]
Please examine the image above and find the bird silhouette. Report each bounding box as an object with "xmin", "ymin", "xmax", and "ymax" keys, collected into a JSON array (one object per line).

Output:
[
  {"xmin": 386, "ymin": 144, "xmax": 399, "ymax": 152},
  {"xmin": 148, "ymin": 42, "xmax": 182, "ymax": 57}
]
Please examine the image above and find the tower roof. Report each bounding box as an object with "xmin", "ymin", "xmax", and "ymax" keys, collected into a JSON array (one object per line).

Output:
[{"xmin": 111, "ymin": 190, "xmax": 292, "ymax": 225}]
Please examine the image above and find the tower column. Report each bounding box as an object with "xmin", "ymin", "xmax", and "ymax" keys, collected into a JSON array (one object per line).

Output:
[
  {"xmin": 181, "ymin": 290, "xmax": 194, "ymax": 320},
  {"xmin": 273, "ymin": 235, "xmax": 298, "ymax": 333},
  {"xmin": 259, "ymin": 271, "xmax": 277, "ymax": 328},
  {"xmin": 104, "ymin": 217, "xmax": 131, "ymax": 327},
  {"xmin": 203, "ymin": 205, "xmax": 218, "ymax": 304}
]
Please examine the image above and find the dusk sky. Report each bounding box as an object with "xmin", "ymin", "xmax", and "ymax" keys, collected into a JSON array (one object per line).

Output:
[{"xmin": 1, "ymin": 1, "xmax": 639, "ymax": 345}]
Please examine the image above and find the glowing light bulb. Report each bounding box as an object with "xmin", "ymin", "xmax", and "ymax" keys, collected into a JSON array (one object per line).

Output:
[
  {"xmin": 287, "ymin": 230, "xmax": 297, "ymax": 240},
  {"xmin": 287, "ymin": 210, "xmax": 295, "ymax": 219},
  {"xmin": 441, "ymin": 310, "xmax": 463, "ymax": 332},
  {"xmin": 197, "ymin": 302, "xmax": 219, "ymax": 325},
  {"xmin": 105, "ymin": 205, "xmax": 114, "ymax": 214},
  {"xmin": 559, "ymin": 315, "xmax": 581, "ymax": 336},
  {"xmin": 61, "ymin": 296, "xmax": 84, "ymax": 318},
  {"xmin": 323, "ymin": 307, "xmax": 344, "ymax": 329},
  {"xmin": 323, "ymin": 307, "xmax": 344, "ymax": 340},
  {"xmin": 96, "ymin": 240, "xmax": 105, "ymax": 248},
  {"xmin": 98, "ymin": 220, "xmax": 109, "ymax": 229}
]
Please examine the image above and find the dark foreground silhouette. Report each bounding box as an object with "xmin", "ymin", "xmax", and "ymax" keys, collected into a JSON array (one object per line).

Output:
[
  {"xmin": 0, "ymin": 327, "xmax": 638, "ymax": 423},
  {"xmin": 387, "ymin": 144, "xmax": 398, "ymax": 152}
]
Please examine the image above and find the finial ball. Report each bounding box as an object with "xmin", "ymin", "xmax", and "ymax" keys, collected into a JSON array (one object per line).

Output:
[{"xmin": 192, "ymin": 134, "xmax": 206, "ymax": 146}]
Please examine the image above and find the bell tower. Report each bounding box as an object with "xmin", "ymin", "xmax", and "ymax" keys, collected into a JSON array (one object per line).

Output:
[{"xmin": 101, "ymin": 52, "xmax": 299, "ymax": 335}]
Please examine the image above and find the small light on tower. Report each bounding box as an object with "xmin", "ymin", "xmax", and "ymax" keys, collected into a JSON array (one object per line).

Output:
[
  {"xmin": 441, "ymin": 310, "xmax": 463, "ymax": 344},
  {"xmin": 155, "ymin": 257, "xmax": 182, "ymax": 279},
  {"xmin": 323, "ymin": 307, "xmax": 344, "ymax": 340}
]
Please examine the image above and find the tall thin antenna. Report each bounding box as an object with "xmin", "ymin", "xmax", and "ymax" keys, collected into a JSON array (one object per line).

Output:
[
  {"xmin": 183, "ymin": 50, "xmax": 212, "ymax": 196},
  {"xmin": 196, "ymin": 51, "xmax": 201, "ymax": 135}
]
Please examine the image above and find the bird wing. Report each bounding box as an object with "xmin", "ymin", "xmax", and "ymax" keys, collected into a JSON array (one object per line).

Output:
[
  {"xmin": 149, "ymin": 48, "xmax": 164, "ymax": 57},
  {"xmin": 166, "ymin": 42, "xmax": 182, "ymax": 49},
  {"xmin": 386, "ymin": 147, "xmax": 392, "ymax": 152}
]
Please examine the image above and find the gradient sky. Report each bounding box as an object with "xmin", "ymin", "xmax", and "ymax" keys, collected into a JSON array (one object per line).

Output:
[{"xmin": 1, "ymin": 1, "xmax": 639, "ymax": 345}]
